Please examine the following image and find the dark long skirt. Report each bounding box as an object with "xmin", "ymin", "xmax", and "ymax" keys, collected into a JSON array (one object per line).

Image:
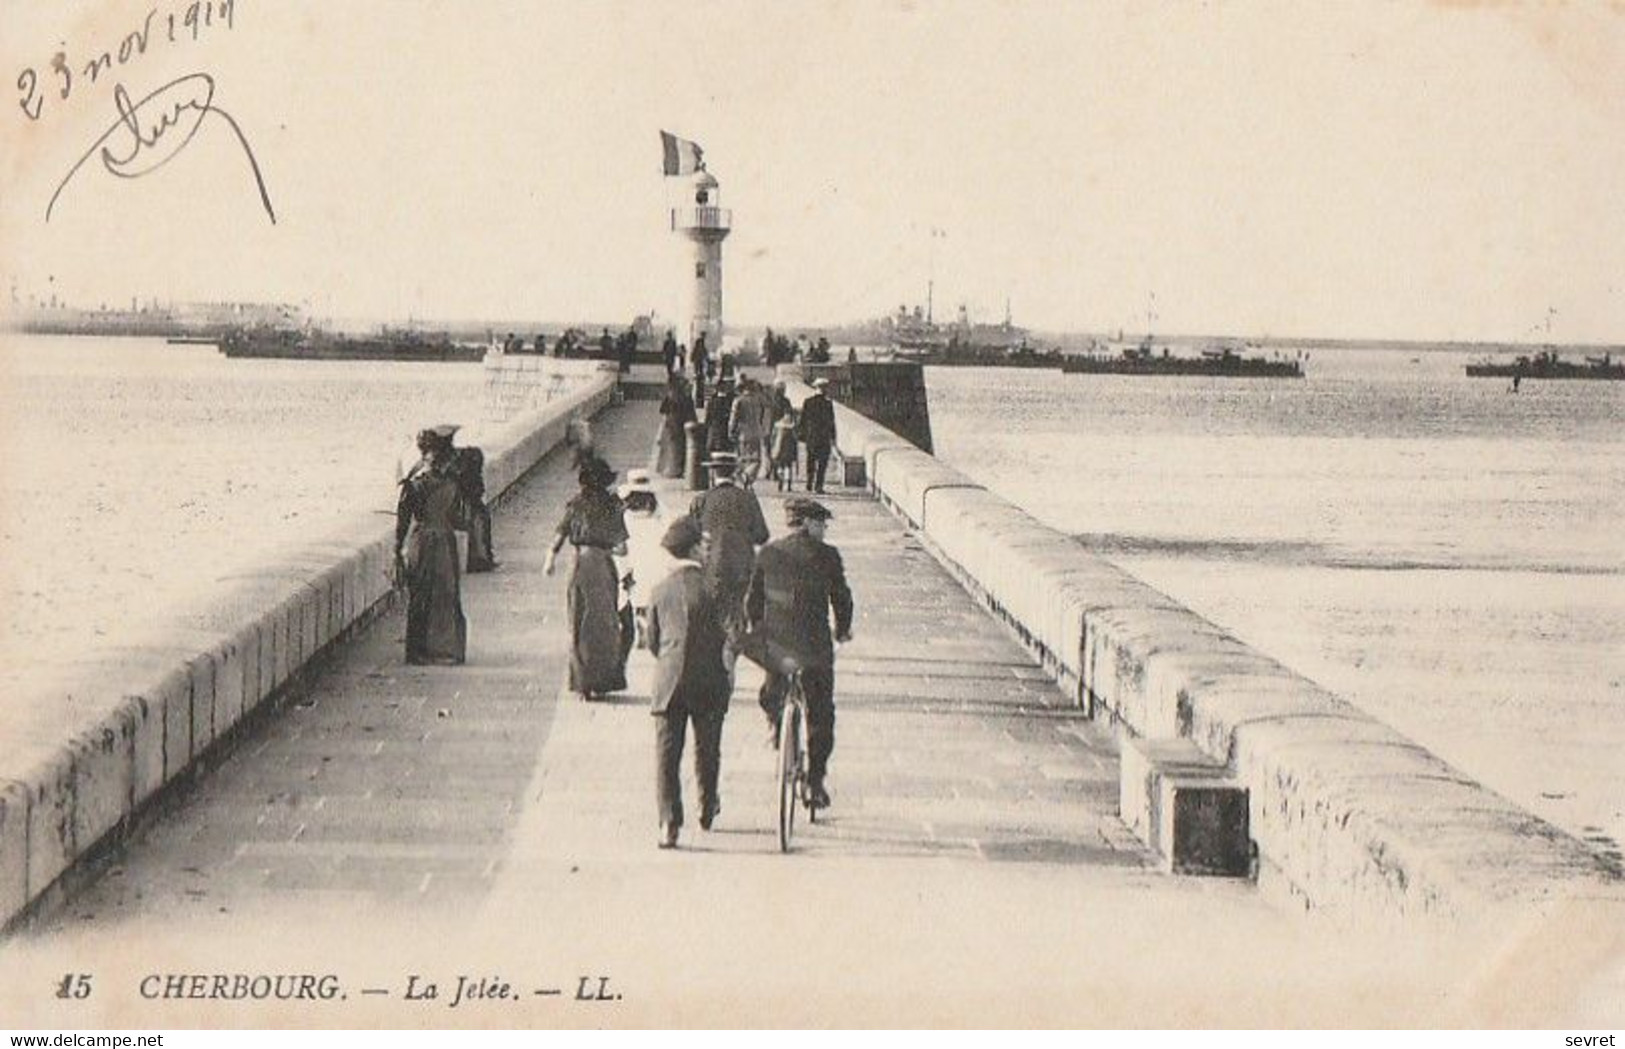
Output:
[
  {"xmin": 656, "ymin": 419, "xmax": 686, "ymax": 478},
  {"xmin": 567, "ymin": 545, "xmax": 627, "ymax": 695},
  {"xmin": 405, "ymin": 529, "xmax": 467, "ymax": 664},
  {"xmin": 467, "ymin": 502, "xmax": 497, "ymax": 572}
]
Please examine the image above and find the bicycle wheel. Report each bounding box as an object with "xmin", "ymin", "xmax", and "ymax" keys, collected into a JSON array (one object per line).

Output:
[{"xmin": 777, "ymin": 699, "xmax": 800, "ymax": 853}]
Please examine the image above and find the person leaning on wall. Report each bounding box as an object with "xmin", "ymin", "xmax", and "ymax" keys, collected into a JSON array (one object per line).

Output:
[
  {"xmin": 395, "ymin": 424, "xmax": 469, "ymax": 666},
  {"xmin": 454, "ymin": 440, "xmax": 497, "ymax": 572}
]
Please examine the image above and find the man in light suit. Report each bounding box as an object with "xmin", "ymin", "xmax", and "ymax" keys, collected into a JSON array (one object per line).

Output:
[{"xmin": 644, "ymin": 516, "xmax": 731, "ymax": 849}]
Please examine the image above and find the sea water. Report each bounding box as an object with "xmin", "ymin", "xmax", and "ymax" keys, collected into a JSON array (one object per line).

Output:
[
  {"xmin": 2, "ymin": 335, "xmax": 1620, "ymax": 855},
  {"xmin": 928, "ymin": 351, "xmax": 1625, "ymax": 854},
  {"xmin": 0, "ymin": 334, "xmax": 484, "ymax": 692}
]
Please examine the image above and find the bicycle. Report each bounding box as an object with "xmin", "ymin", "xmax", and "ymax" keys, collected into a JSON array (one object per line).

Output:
[
  {"xmin": 775, "ymin": 668, "xmax": 818, "ymax": 853},
  {"xmin": 737, "ymin": 635, "xmax": 821, "ymax": 853},
  {"xmin": 773, "ymin": 675, "xmax": 825, "ymax": 857}
]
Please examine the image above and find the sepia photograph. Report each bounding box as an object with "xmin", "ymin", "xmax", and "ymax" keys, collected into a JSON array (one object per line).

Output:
[{"xmin": 1, "ymin": 0, "xmax": 1622, "ymax": 1031}]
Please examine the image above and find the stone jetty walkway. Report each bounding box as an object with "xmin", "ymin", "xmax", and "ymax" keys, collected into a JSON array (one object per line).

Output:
[{"xmin": 0, "ymin": 395, "xmax": 1537, "ymax": 1027}]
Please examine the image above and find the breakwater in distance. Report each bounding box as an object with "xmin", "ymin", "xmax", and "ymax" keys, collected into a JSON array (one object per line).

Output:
[
  {"xmin": 787, "ymin": 370, "xmax": 1618, "ymax": 920},
  {"xmin": 0, "ymin": 366, "xmax": 616, "ymax": 931},
  {"xmin": 13, "ymin": 305, "xmax": 1625, "ymax": 362}
]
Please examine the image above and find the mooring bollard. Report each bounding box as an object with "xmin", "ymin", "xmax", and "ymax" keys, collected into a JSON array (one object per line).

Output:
[{"xmin": 684, "ymin": 422, "xmax": 707, "ymax": 491}]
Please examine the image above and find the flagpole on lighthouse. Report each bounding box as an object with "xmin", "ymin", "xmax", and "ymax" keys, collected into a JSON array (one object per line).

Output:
[{"xmin": 661, "ymin": 131, "xmax": 731, "ymax": 356}]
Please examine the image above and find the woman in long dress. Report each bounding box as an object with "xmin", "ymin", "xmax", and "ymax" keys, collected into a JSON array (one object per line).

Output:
[
  {"xmin": 655, "ymin": 375, "xmax": 696, "ymax": 478},
  {"xmin": 545, "ymin": 457, "xmax": 630, "ymax": 699},
  {"xmin": 455, "ymin": 443, "xmax": 497, "ymax": 572},
  {"xmin": 396, "ymin": 427, "xmax": 468, "ymax": 665}
]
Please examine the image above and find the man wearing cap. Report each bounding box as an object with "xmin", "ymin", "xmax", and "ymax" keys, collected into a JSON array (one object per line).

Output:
[
  {"xmin": 688, "ymin": 451, "xmax": 770, "ymax": 642},
  {"xmin": 746, "ymin": 497, "xmax": 853, "ymax": 810},
  {"xmin": 797, "ymin": 378, "xmax": 838, "ymax": 494},
  {"xmin": 645, "ymin": 516, "xmax": 730, "ymax": 848}
]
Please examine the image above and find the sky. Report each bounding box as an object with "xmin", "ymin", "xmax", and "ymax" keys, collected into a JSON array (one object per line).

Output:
[{"xmin": 3, "ymin": 0, "xmax": 1624, "ymax": 342}]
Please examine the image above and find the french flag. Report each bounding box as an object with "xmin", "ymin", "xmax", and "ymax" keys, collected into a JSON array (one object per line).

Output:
[{"xmin": 660, "ymin": 131, "xmax": 705, "ymax": 176}]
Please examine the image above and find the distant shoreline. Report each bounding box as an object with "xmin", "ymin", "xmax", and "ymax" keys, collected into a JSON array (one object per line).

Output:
[{"xmin": 4, "ymin": 311, "xmax": 1621, "ymax": 358}]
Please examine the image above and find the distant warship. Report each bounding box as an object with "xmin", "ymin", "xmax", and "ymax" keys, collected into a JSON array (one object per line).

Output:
[
  {"xmin": 220, "ymin": 325, "xmax": 483, "ymax": 363},
  {"xmin": 1465, "ymin": 349, "xmax": 1624, "ymax": 381},
  {"xmin": 1062, "ymin": 338, "xmax": 1304, "ymax": 378}
]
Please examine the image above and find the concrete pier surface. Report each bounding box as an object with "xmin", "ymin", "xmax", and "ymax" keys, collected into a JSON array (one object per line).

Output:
[{"xmin": 3, "ymin": 393, "xmax": 1621, "ymax": 1027}]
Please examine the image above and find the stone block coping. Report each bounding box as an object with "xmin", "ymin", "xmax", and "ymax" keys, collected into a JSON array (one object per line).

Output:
[
  {"xmin": 782, "ymin": 377, "xmax": 1618, "ymax": 921},
  {"xmin": 0, "ymin": 376, "xmax": 616, "ymax": 931}
]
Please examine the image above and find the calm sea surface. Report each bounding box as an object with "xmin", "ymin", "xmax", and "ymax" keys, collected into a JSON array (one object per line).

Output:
[
  {"xmin": 927, "ymin": 351, "xmax": 1625, "ymax": 855},
  {"xmin": 2, "ymin": 335, "xmax": 1621, "ymax": 854},
  {"xmin": 0, "ymin": 334, "xmax": 484, "ymax": 686}
]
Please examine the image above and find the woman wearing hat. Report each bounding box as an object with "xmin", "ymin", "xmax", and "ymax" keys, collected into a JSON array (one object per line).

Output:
[
  {"xmin": 395, "ymin": 426, "xmax": 469, "ymax": 666},
  {"xmin": 545, "ymin": 457, "xmax": 630, "ymax": 700},
  {"xmin": 655, "ymin": 374, "xmax": 696, "ymax": 479}
]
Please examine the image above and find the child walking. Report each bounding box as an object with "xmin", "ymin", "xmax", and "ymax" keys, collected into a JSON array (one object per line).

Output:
[{"xmin": 770, "ymin": 406, "xmax": 799, "ymax": 492}]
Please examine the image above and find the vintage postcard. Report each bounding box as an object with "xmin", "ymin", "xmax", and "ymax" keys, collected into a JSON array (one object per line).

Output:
[{"xmin": 1, "ymin": 0, "xmax": 1622, "ymax": 1030}]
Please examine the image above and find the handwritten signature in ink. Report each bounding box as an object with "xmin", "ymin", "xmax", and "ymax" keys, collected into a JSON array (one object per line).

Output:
[{"xmin": 46, "ymin": 72, "xmax": 275, "ymax": 223}]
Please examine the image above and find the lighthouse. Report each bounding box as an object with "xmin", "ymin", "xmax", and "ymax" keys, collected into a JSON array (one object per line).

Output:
[{"xmin": 669, "ymin": 169, "xmax": 732, "ymax": 353}]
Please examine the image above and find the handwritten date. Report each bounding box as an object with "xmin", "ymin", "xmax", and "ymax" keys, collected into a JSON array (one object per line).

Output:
[{"xmin": 16, "ymin": 0, "xmax": 236, "ymax": 123}]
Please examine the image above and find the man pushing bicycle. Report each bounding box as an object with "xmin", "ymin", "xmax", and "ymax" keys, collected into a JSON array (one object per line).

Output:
[{"xmin": 745, "ymin": 497, "xmax": 854, "ymax": 811}]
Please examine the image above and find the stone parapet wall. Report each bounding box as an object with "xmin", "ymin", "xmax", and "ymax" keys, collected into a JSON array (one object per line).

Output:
[
  {"xmin": 0, "ymin": 376, "xmax": 616, "ymax": 932},
  {"xmin": 483, "ymin": 353, "xmax": 620, "ymax": 425},
  {"xmin": 783, "ymin": 379, "xmax": 1617, "ymax": 921}
]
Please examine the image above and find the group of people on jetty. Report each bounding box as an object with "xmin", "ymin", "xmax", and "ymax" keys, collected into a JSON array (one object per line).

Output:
[
  {"xmin": 653, "ymin": 331, "xmax": 840, "ymax": 495},
  {"xmin": 499, "ymin": 326, "xmax": 641, "ymax": 374},
  {"xmin": 392, "ymin": 358, "xmax": 851, "ymax": 850}
]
